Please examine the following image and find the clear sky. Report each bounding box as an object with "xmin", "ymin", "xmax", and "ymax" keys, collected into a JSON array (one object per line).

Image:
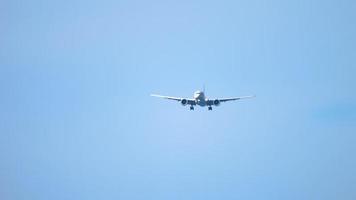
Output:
[{"xmin": 1, "ymin": 0, "xmax": 356, "ymax": 199}]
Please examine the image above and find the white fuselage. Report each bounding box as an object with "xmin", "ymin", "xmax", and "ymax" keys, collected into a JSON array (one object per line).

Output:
[{"xmin": 193, "ymin": 90, "xmax": 206, "ymax": 106}]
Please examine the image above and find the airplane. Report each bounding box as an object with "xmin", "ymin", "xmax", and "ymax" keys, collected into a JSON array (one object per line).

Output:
[{"xmin": 151, "ymin": 89, "xmax": 254, "ymax": 110}]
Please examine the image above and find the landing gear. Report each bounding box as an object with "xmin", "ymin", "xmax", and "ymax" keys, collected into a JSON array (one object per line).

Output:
[
  {"xmin": 208, "ymin": 106, "xmax": 212, "ymax": 110},
  {"xmin": 190, "ymin": 106, "xmax": 194, "ymax": 110}
]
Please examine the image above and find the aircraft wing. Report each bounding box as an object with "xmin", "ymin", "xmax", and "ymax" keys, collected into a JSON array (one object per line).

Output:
[
  {"xmin": 151, "ymin": 94, "xmax": 196, "ymax": 105},
  {"xmin": 219, "ymin": 95, "xmax": 255, "ymax": 102},
  {"xmin": 206, "ymin": 95, "xmax": 255, "ymax": 105}
]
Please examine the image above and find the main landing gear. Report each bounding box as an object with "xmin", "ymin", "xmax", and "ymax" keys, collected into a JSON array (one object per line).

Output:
[
  {"xmin": 208, "ymin": 106, "xmax": 212, "ymax": 110},
  {"xmin": 190, "ymin": 106, "xmax": 194, "ymax": 110}
]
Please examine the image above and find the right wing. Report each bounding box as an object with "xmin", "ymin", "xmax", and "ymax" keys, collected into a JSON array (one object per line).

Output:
[{"xmin": 150, "ymin": 94, "xmax": 196, "ymax": 105}]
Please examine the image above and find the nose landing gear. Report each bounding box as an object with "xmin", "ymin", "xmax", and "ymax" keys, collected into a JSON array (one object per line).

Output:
[
  {"xmin": 208, "ymin": 106, "xmax": 212, "ymax": 110},
  {"xmin": 190, "ymin": 106, "xmax": 194, "ymax": 110}
]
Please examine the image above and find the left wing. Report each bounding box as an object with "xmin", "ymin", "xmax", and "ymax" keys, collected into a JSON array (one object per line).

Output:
[
  {"xmin": 219, "ymin": 95, "xmax": 255, "ymax": 102},
  {"xmin": 206, "ymin": 95, "xmax": 255, "ymax": 106}
]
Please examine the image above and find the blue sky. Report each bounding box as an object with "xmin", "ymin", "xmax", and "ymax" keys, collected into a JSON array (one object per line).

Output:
[{"xmin": 1, "ymin": 0, "xmax": 356, "ymax": 199}]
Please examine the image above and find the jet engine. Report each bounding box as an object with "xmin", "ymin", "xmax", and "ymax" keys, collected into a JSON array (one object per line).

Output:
[
  {"xmin": 213, "ymin": 99, "xmax": 220, "ymax": 106},
  {"xmin": 181, "ymin": 99, "xmax": 188, "ymax": 106}
]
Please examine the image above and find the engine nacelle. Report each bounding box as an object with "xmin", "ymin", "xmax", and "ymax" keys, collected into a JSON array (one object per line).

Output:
[
  {"xmin": 181, "ymin": 99, "xmax": 188, "ymax": 106},
  {"xmin": 213, "ymin": 99, "xmax": 220, "ymax": 106}
]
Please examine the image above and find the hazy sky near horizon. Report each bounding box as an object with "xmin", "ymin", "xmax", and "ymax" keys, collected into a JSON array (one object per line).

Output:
[{"xmin": 1, "ymin": 0, "xmax": 356, "ymax": 199}]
